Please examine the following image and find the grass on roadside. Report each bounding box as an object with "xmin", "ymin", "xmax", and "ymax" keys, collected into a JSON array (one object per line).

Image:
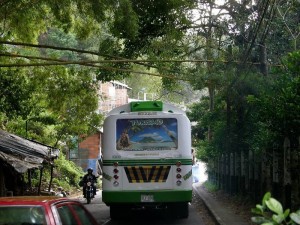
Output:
[{"xmin": 203, "ymin": 181, "xmax": 218, "ymax": 192}]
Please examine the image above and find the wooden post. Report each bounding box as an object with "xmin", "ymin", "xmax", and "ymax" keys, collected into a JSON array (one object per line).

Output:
[
  {"xmin": 38, "ymin": 167, "xmax": 43, "ymax": 195},
  {"xmin": 48, "ymin": 164, "xmax": 54, "ymax": 192},
  {"xmin": 28, "ymin": 169, "xmax": 32, "ymax": 188},
  {"xmin": 0, "ymin": 164, "xmax": 5, "ymax": 197},
  {"xmin": 283, "ymin": 137, "xmax": 291, "ymax": 208}
]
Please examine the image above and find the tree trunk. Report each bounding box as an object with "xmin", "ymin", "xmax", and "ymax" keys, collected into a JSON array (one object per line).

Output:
[{"xmin": 259, "ymin": 43, "xmax": 268, "ymax": 76}]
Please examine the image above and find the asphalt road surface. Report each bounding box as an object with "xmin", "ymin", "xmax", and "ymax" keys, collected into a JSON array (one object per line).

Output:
[
  {"xmin": 79, "ymin": 191, "xmax": 206, "ymax": 225},
  {"xmin": 78, "ymin": 162, "xmax": 208, "ymax": 225}
]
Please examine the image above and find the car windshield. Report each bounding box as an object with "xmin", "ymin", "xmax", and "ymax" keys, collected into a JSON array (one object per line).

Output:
[{"xmin": 0, "ymin": 206, "xmax": 46, "ymax": 225}]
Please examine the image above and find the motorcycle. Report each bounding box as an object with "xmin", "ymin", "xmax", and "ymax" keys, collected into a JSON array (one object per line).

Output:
[{"xmin": 84, "ymin": 180, "xmax": 95, "ymax": 204}]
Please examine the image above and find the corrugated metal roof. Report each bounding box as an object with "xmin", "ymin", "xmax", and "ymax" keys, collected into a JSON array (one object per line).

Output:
[
  {"xmin": 0, "ymin": 151, "xmax": 42, "ymax": 173},
  {"xmin": 0, "ymin": 130, "xmax": 60, "ymax": 173}
]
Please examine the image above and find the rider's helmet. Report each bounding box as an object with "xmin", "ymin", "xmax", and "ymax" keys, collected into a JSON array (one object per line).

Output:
[{"xmin": 87, "ymin": 168, "xmax": 93, "ymax": 173}]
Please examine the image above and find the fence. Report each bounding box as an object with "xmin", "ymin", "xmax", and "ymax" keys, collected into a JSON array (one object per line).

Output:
[{"xmin": 207, "ymin": 136, "xmax": 300, "ymax": 210}]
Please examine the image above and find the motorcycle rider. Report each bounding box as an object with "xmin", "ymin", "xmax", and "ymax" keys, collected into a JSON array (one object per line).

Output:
[{"xmin": 82, "ymin": 168, "xmax": 97, "ymax": 197}]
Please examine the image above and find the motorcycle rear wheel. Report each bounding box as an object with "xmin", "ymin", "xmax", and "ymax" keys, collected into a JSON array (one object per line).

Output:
[{"xmin": 87, "ymin": 197, "xmax": 91, "ymax": 204}]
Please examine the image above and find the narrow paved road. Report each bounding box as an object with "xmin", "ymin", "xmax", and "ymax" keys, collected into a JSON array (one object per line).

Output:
[
  {"xmin": 77, "ymin": 190, "xmax": 207, "ymax": 225},
  {"xmin": 76, "ymin": 161, "xmax": 209, "ymax": 224}
]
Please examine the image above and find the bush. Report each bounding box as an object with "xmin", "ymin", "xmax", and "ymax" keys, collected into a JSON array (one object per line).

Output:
[
  {"xmin": 251, "ymin": 192, "xmax": 300, "ymax": 225},
  {"xmin": 204, "ymin": 181, "xmax": 218, "ymax": 192},
  {"xmin": 54, "ymin": 153, "xmax": 84, "ymax": 188}
]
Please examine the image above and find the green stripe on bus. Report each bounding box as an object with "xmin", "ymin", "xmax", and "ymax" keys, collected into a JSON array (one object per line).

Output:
[
  {"xmin": 102, "ymin": 190, "xmax": 192, "ymax": 203},
  {"xmin": 103, "ymin": 159, "xmax": 192, "ymax": 166}
]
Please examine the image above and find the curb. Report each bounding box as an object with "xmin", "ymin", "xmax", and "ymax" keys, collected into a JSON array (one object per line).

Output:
[
  {"xmin": 193, "ymin": 183, "xmax": 251, "ymax": 225},
  {"xmin": 193, "ymin": 184, "xmax": 224, "ymax": 225}
]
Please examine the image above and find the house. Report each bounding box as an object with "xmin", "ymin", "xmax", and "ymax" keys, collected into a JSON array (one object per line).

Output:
[
  {"xmin": 69, "ymin": 81, "xmax": 131, "ymax": 175},
  {"xmin": 0, "ymin": 129, "xmax": 59, "ymax": 196},
  {"xmin": 98, "ymin": 80, "xmax": 131, "ymax": 114}
]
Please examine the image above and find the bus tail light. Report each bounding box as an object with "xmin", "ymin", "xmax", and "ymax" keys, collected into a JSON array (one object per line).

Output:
[
  {"xmin": 176, "ymin": 161, "xmax": 182, "ymax": 185},
  {"xmin": 176, "ymin": 174, "xmax": 182, "ymax": 179},
  {"xmin": 113, "ymin": 162, "xmax": 120, "ymax": 186}
]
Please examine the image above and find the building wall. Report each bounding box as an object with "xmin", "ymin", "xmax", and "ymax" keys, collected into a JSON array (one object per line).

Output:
[
  {"xmin": 79, "ymin": 133, "xmax": 100, "ymax": 159},
  {"xmin": 72, "ymin": 81, "xmax": 129, "ymax": 174},
  {"xmin": 99, "ymin": 81, "xmax": 129, "ymax": 115},
  {"xmin": 98, "ymin": 82, "xmax": 116, "ymax": 114},
  {"xmin": 115, "ymin": 86, "xmax": 128, "ymax": 107},
  {"xmin": 71, "ymin": 132, "xmax": 102, "ymax": 175}
]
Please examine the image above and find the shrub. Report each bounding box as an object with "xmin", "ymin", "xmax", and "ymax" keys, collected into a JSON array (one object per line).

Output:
[{"xmin": 251, "ymin": 192, "xmax": 300, "ymax": 225}]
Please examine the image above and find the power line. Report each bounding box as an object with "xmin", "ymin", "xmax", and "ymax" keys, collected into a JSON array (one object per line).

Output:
[
  {"xmin": 242, "ymin": 0, "xmax": 271, "ymax": 63},
  {"xmin": 0, "ymin": 53, "xmax": 189, "ymax": 81},
  {"xmin": 0, "ymin": 52, "xmax": 280, "ymax": 66}
]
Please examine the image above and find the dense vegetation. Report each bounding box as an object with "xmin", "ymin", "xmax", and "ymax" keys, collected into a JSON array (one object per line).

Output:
[{"xmin": 0, "ymin": 0, "xmax": 299, "ymax": 201}]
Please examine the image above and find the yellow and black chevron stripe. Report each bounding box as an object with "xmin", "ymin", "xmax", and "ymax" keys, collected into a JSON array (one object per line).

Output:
[{"xmin": 124, "ymin": 166, "xmax": 171, "ymax": 183}]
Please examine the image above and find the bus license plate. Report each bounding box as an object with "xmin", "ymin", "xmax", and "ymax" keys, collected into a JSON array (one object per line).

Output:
[{"xmin": 141, "ymin": 194, "xmax": 154, "ymax": 202}]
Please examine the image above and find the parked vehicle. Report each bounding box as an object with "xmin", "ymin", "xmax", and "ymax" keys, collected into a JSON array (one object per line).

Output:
[{"xmin": 0, "ymin": 196, "xmax": 98, "ymax": 225}]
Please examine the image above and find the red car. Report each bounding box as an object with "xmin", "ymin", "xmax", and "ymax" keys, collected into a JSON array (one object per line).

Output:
[{"xmin": 0, "ymin": 196, "xmax": 98, "ymax": 225}]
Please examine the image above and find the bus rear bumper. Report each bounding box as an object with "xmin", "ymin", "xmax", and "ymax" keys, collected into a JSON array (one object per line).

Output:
[{"xmin": 102, "ymin": 189, "xmax": 192, "ymax": 205}]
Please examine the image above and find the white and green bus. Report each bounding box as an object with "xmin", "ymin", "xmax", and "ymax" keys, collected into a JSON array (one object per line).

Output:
[{"xmin": 102, "ymin": 101, "xmax": 192, "ymax": 219}]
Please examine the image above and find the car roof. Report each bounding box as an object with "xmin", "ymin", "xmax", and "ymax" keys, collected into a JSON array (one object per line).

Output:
[{"xmin": 0, "ymin": 196, "xmax": 78, "ymax": 206}]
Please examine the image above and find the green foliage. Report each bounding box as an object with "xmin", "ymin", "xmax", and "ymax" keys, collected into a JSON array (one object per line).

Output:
[
  {"xmin": 248, "ymin": 52, "xmax": 300, "ymax": 144},
  {"xmin": 1, "ymin": 67, "xmax": 103, "ymax": 146},
  {"xmin": 25, "ymin": 155, "xmax": 84, "ymax": 192},
  {"xmin": 42, "ymin": 28, "xmax": 79, "ymax": 60},
  {"xmin": 120, "ymin": 0, "xmax": 194, "ymax": 56},
  {"xmin": 204, "ymin": 181, "xmax": 218, "ymax": 192},
  {"xmin": 125, "ymin": 70, "xmax": 162, "ymax": 100},
  {"xmin": 251, "ymin": 192, "xmax": 300, "ymax": 225},
  {"xmin": 0, "ymin": 69, "xmax": 34, "ymax": 119},
  {"xmin": 285, "ymin": 51, "xmax": 300, "ymax": 74},
  {"xmin": 112, "ymin": 0, "xmax": 139, "ymax": 40},
  {"xmin": 189, "ymin": 48, "xmax": 300, "ymax": 161},
  {"xmin": 194, "ymin": 140, "xmax": 210, "ymax": 162},
  {"xmin": 53, "ymin": 153, "xmax": 84, "ymax": 189},
  {"xmin": 0, "ymin": 1, "xmax": 48, "ymax": 42}
]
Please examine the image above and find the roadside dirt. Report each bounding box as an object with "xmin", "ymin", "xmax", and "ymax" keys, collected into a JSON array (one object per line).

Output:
[
  {"xmin": 192, "ymin": 189, "xmax": 255, "ymax": 225},
  {"xmin": 192, "ymin": 190, "xmax": 218, "ymax": 225},
  {"xmin": 211, "ymin": 190, "xmax": 255, "ymax": 224}
]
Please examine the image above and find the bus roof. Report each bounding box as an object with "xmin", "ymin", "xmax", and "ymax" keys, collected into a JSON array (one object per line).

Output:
[{"xmin": 107, "ymin": 101, "xmax": 186, "ymax": 115}]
